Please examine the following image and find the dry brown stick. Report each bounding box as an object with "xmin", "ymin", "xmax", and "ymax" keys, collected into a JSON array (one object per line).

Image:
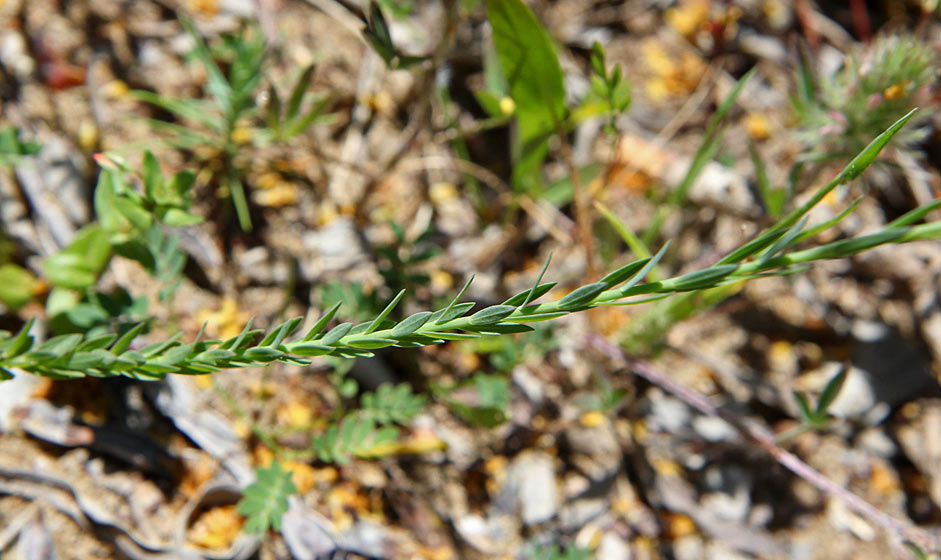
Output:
[
  {"xmin": 558, "ymin": 134, "xmax": 597, "ymax": 281},
  {"xmin": 588, "ymin": 335, "xmax": 938, "ymax": 554}
]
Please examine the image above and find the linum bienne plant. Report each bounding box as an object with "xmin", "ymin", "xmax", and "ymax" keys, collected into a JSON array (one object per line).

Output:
[
  {"xmin": 2, "ymin": 111, "xmax": 938, "ymax": 534},
  {"xmin": 2, "ymin": 2, "xmax": 941, "ymax": 545},
  {"xmin": 0, "ymin": 111, "xmax": 936, "ymax": 389}
]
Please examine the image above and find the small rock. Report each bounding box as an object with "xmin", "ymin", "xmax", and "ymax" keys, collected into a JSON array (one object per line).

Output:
[
  {"xmin": 497, "ymin": 451, "xmax": 558, "ymax": 525},
  {"xmin": 598, "ymin": 532, "xmax": 631, "ymax": 560}
]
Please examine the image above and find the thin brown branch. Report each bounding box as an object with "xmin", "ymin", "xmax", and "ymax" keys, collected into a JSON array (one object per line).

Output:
[{"xmin": 588, "ymin": 335, "xmax": 938, "ymax": 554}]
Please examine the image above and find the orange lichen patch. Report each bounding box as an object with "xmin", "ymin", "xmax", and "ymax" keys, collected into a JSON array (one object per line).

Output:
[
  {"xmin": 229, "ymin": 419, "xmax": 250, "ymax": 439},
  {"xmin": 665, "ymin": 0, "xmax": 710, "ymax": 37},
  {"xmin": 230, "ymin": 127, "xmax": 253, "ymax": 145},
  {"xmin": 256, "ymin": 172, "xmax": 281, "ymax": 190},
  {"xmin": 632, "ymin": 419, "xmax": 648, "ymax": 444},
  {"xmin": 883, "ymin": 81, "xmax": 910, "ymax": 101},
  {"xmin": 253, "ymin": 444, "xmax": 275, "ymax": 467},
  {"xmin": 101, "ymin": 80, "xmax": 129, "ymax": 99},
  {"xmin": 418, "ymin": 545, "xmax": 457, "ymax": 560},
  {"xmin": 429, "ymin": 182, "xmax": 459, "ymax": 205},
  {"xmin": 196, "ymin": 297, "xmax": 250, "ymax": 339},
  {"xmin": 606, "ymin": 167, "xmax": 653, "ymax": 194},
  {"xmin": 313, "ymin": 466, "xmax": 340, "ymax": 485},
  {"xmin": 744, "ymin": 113, "xmax": 772, "ymax": 141},
  {"xmin": 665, "ymin": 513, "xmax": 698, "ymax": 538},
  {"xmin": 868, "ymin": 461, "xmax": 901, "ymax": 495},
  {"xmin": 364, "ymin": 90, "xmax": 395, "ymax": 116},
  {"xmin": 180, "ymin": 452, "xmax": 219, "ymax": 498},
  {"xmin": 78, "ymin": 119, "xmax": 98, "ymax": 150},
  {"xmin": 611, "ymin": 496, "xmax": 635, "ymax": 515},
  {"xmin": 30, "ymin": 377, "xmax": 54, "ymax": 400},
  {"xmin": 593, "ymin": 306, "xmax": 632, "ymax": 337},
  {"xmin": 651, "ymin": 457, "xmax": 682, "ymax": 477},
  {"xmin": 580, "ymin": 410, "xmax": 606, "ymax": 428},
  {"xmin": 484, "ymin": 455, "xmax": 508, "ymax": 495},
  {"xmin": 277, "ymin": 400, "xmax": 315, "ymax": 429},
  {"xmin": 249, "ymin": 379, "xmax": 276, "ymax": 399},
  {"xmin": 642, "ymin": 42, "xmax": 706, "ymax": 101},
  {"xmin": 900, "ymin": 401, "xmax": 921, "ymax": 419},
  {"xmin": 616, "ymin": 135, "xmax": 674, "ymax": 183},
  {"xmin": 187, "ymin": 0, "xmax": 220, "ymax": 17},
  {"xmin": 430, "ymin": 270, "xmax": 454, "ymax": 295},
  {"xmin": 188, "ymin": 505, "xmax": 244, "ymax": 550},
  {"xmin": 282, "ymin": 460, "xmax": 318, "ymax": 493},
  {"xmin": 254, "ymin": 183, "xmax": 299, "ymax": 207},
  {"xmin": 326, "ymin": 482, "xmax": 371, "ymax": 525},
  {"xmin": 395, "ymin": 430, "xmax": 447, "ymax": 455}
]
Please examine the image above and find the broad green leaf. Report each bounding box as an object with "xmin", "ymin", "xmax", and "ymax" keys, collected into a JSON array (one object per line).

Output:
[
  {"xmin": 0, "ymin": 264, "xmax": 37, "ymax": 310},
  {"xmin": 486, "ymin": 0, "xmax": 565, "ymax": 192}
]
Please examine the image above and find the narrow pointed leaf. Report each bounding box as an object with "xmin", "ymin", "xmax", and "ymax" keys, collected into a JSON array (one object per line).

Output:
[
  {"xmin": 437, "ymin": 275, "xmax": 474, "ymax": 325},
  {"xmin": 366, "ymin": 290, "xmax": 405, "ymax": 334},
  {"xmin": 303, "ymin": 302, "xmax": 342, "ymax": 341}
]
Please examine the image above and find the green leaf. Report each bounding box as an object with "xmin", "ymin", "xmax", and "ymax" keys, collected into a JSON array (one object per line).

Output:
[
  {"xmin": 365, "ymin": 289, "xmax": 405, "ymax": 334},
  {"xmin": 238, "ymin": 461, "xmax": 297, "ymax": 534},
  {"xmin": 486, "ymin": 0, "xmax": 565, "ymax": 191},
  {"xmin": 321, "ymin": 322, "xmax": 353, "ymax": 345},
  {"xmin": 1, "ymin": 317, "xmax": 35, "ymax": 359},
  {"xmin": 266, "ymin": 84, "xmax": 281, "ymax": 133},
  {"xmin": 662, "ymin": 265, "xmax": 739, "ymax": 292},
  {"xmin": 243, "ymin": 347, "xmax": 284, "ymax": 361},
  {"xmin": 179, "ymin": 16, "xmax": 231, "ymax": 110},
  {"xmin": 0, "ymin": 264, "xmax": 37, "ymax": 310},
  {"xmin": 433, "ymin": 302, "xmax": 476, "ymax": 325},
  {"xmin": 519, "ymin": 253, "xmax": 552, "ymax": 307},
  {"xmin": 110, "ymin": 323, "xmax": 146, "ymax": 354},
  {"xmin": 287, "ymin": 64, "xmax": 316, "ymax": 121},
  {"xmin": 361, "ymin": 383, "xmax": 427, "ymax": 425},
  {"xmin": 141, "ymin": 151, "xmax": 164, "ymax": 202},
  {"xmin": 793, "ymin": 391, "xmax": 814, "ymax": 423},
  {"xmin": 836, "ymin": 109, "xmax": 918, "ymax": 184},
  {"xmin": 160, "ymin": 208, "xmax": 203, "ymax": 227},
  {"xmin": 748, "ymin": 141, "xmax": 786, "ymax": 217},
  {"xmin": 303, "ymin": 302, "xmax": 342, "ymax": 341},
  {"xmin": 436, "ymin": 275, "xmax": 474, "ymax": 325},
  {"xmin": 815, "ymin": 365, "xmax": 848, "ymax": 416},
  {"xmin": 390, "ymin": 311, "xmax": 433, "ymax": 337},
  {"xmin": 346, "ymin": 337, "xmax": 397, "ymax": 349},
  {"xmin": 94, "ymin": 171, "xmax": 128, "ymax": 233},
  {"xmin": 503, "ymin": 282, "xmax": 557, "ymax": 306},
  {"xmin": 600, "ymin": 258, "xmax": 650, "ymax": 287},
  {"xmin": 129, "ymin": 90, "xmax": 223, "ymax": 132},
  {"xmin": 43, "ymin": 225, "xmax": 112, "ymax": 290},
  {"xmin": 464, "ymin": 322, "xmax": 534, "ymax": 334},
  {"xmin": 671, "ymin": 67, "xmax": 754, "ymax": 205},
  {"xmin": 555, "ymin": 282, "xmax": 607, "ymax": 311},
  {"xmin": 468, "ymin": 305, "xmax": 517, "ymax": 326}
]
